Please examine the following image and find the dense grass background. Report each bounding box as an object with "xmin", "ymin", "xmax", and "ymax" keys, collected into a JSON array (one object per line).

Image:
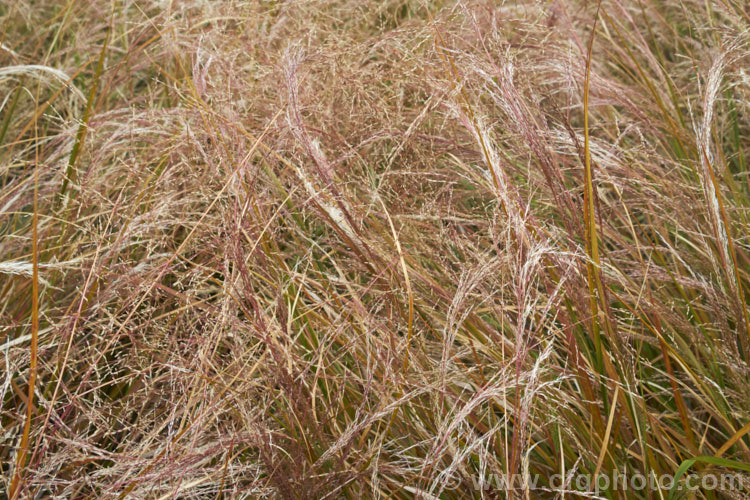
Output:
[{"xmin": 2, "ymin": 0, "xmax": 750, "ymax": 498}]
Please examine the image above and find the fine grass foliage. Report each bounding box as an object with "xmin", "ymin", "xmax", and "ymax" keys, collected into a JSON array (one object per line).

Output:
[{"xmin": 1, "ymin": 0, "xmax": 750, "ymax": 498}]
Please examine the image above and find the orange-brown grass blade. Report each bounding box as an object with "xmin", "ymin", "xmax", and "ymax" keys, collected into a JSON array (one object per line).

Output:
[{"xmin": 8, "ymin": 105, "xmax": 40, "ymax": 500}]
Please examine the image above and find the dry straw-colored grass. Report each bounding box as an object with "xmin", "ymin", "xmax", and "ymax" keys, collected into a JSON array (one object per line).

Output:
[{"xmin": 2, "ymin": 0, "xmax": 750, "ymax": 498}]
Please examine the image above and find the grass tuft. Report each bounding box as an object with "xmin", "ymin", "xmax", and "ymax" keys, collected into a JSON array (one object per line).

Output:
[{"xmin": 2, "ymin": 0, "xmax": 750, "ymax": 498}]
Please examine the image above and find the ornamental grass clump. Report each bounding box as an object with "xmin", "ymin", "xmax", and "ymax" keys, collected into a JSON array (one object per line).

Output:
[{"xmin": 1, "ymin": 0, "xmax": 749, "ymax": 498}]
